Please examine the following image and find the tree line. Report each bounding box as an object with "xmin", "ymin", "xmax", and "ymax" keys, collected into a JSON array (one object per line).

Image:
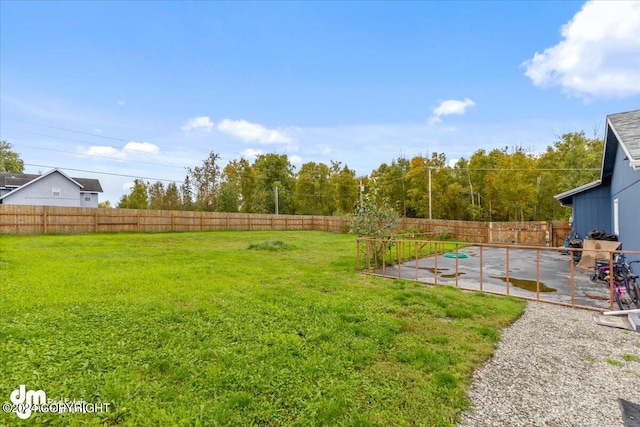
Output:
[
  {"xmin": 117, "ymin": 132, "xmax": 601, "ymax": 221},
  {"xmin": 117, "ymin": 153, "xmax": 360, "ymax": 216},
  {"xmin": 1, "ymin": 132, "xmax": 602, "ymax": 221}
]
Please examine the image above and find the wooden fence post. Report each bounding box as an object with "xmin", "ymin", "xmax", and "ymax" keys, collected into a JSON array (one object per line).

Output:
[
  {"xmin": 95, "ymin": 210, "xmax": 98, "ymax": 232},
  {"xmin": 137, "ymin": 211, "xmax": 141, "ymax": 233},
  {"xmin": 43, "ymin": 210, "xmax": 48, "ymax": 234}
]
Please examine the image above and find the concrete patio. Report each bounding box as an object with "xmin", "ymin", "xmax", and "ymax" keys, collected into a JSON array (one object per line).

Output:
[{"xmin": 374, "ymin": 245, "xmax": 616, "ymax": 310}]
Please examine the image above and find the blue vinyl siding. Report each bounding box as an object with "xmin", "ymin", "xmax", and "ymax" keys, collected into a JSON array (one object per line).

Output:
[
  {"xmin": 611, "ymin": 146, "xmax": 640, "ymax": 253},
  {"xmin": 572, "ymin": 185, "xmax": 611, "ymax": 238},
  {"xmin": 558, "ymin": 111, "xmax": 640, "ymax": 267}
]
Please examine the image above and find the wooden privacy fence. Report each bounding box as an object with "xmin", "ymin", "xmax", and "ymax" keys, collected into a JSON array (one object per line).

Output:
[
  {"xmin": 0, "ymin": 205, "xmax": 350, "ymax": 235},
  {"xmin": 0, "ymin": 205, "xmax": 571, "ymax": 246},
  {"xmin": 398, "ymin": 218, "xmax": 571, "ymax": 247}
]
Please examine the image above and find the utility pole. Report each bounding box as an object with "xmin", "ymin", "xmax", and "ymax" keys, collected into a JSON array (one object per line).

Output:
[
  {"xmin": 274, "ymin": 186, "xmax": 279, "ymax": 215},
  {"xmin": 428, "ymin": 167, "xmax": 433, "ymax": 220},
  {"xmin": 467, "ymin": 169, "xmax": 474, "ymax": 206}
]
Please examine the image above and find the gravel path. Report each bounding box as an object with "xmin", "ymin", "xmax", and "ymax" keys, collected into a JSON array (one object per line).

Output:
[{"xmin": 459, "ymin": 302, "xmax": 640, "ymax": 427}]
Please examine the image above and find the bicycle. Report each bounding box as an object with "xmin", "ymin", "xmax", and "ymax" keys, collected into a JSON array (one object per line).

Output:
[
  {"xmin": 590, "ymin": 255, "xmax": 640, "ymax": 310},
  {"xmin": 614, "ymin": 257, "xmax": 640, "ymax": 307}
]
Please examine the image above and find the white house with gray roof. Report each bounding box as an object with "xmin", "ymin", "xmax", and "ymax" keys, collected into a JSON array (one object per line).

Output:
[
  {"xmin": 0, "ymin": 168, "xmax": 103, "ymax": 207},
  {"xmin": 555, "ymin": 109, "xmax": 640, "ymax": 256}
]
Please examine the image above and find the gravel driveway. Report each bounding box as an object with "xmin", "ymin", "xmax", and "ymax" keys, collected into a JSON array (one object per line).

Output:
[{"xmin": 459, "ymin": 302, "xmax": 640, "ymax": 427}]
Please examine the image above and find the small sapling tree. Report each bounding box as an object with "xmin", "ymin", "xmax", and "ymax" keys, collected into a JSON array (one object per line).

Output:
[{"xmin": 351, "ymin": 179, "xmax": 399, "ymax": 266}]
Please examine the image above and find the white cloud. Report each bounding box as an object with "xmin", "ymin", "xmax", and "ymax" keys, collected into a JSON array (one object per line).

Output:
[
  {"xmin": 181, "ymin": 116, "xmax": 214, "ymax": 132},
  {"xmin": 82, "ymin": 145, "xmax": 127, "ymax": 160},
  {"xmin": 218, "ymin": 119, "xmax": 291, "ymax": 144},
  {"xmin": 289, "ymin": 155, "xmax": 302, "ymax": 164},
  {"xmin": 429, "ymin": 98, "xmax": 475, "ymax": 124},
  {"xmin": 241, "ymin": 148, "xmax": 263, "ymax": 158},
  {"xmin": 124, "ymin": 141, "xmax": 160, "ymax": 155},
  {"xmin": 116, "ymin": 100, "xmax": 126, "ymax": 106},
  {"xmin": 522, "ymin": 0, "xmax": 640, "ymax": 98},
  {"xmin": 433, "ymin": 98, "xmax": 475, "ymax": 117},
  {"xmin": 122, "ymin": 182, "xmax": 135, "ymax": 190},
  {"xmin": 80, "ymin": 141, "xmax": 159, "ymax": 160}
]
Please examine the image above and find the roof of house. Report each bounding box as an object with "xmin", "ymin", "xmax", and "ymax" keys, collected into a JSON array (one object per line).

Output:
[
  {"xmin": 554, "ymin": 109, "xmax": 640, "ymax": 206},
  {"xmin": 553, "ymin": 180, "xmax": 602, "ymax": 205},
  {"xmin": 0, "ymin": 169, "xmax": 103, "ymax": 193},
  {"xmin": 607, "ymin": 109, "xmax": 640, "ymax": 167}
]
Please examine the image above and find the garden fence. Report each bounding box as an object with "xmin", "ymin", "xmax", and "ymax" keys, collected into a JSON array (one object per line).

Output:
[
  {"xmin": 0, "ymin": 205, "xmax": 569, "ymax": 246},
  {"xmin": 356, "ymin": 235, "xmax": 640, "ymax": 312}
]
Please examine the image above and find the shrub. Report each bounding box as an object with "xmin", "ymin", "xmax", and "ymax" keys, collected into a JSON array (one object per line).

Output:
[{"xmin": 247, "ymin": 240, "xmax": 296, "ymax": 251}]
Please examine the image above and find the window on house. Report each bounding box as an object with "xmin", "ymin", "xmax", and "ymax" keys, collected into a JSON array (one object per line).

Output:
[
  {"xmin": 84, "ymin": 194, "xmax": 92, "ymax": 202},
  {"xmin": 613, "ymin": 198, "xmax": 619, "ymax": 235},
  {"xmin": 52, "ymin": 187, "xmax": 61, "ymax": 197}
]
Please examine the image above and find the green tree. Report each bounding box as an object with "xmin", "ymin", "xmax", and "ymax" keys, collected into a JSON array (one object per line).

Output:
[
  {"xmin": 467, "ymin": 149, "xmax": 502, "ymax": 220},
  {"xmin": 180, "ymin": 175, "xmax": 194, "ymax": 211},
  {"xmin": 329, "ymin": 161, "xmax": 359, "ymax": 215},
  {"xmin": 118, "ymin": 179, "xmax": 149, "ymax": 209},
  {"xmin": 217, "ymin": 181, "xmax": 240, "ymax": 212},
  {"xmin": 536, "ymin": 132, "xmax": 602, "ymax": 220},
  {"xmin": 251, "ymin": 154, "xmax": 295, "ymax": 214},
  {"xmin": 148, "ymin": 182, "xmax": 166, "ymax": 210},
  {"xmin": 187, "ymin": 151, "xmax": 221, "ymax": 211},
  {"xmin": 406, "ymin": 153, "xmax": 448, "ymax": 219},
  {"xmin": 351, "ymin": 178, "xmax": 399, "ymax": 237},
  {"xmin": 482, "ymin": 147, "xmax": 538, "ymax": 221},
  {"xmin": 216, "ymin": 161, "xmax": 243, "ymax": 213},
  {"xmin": 164, "ymin": 182, "xmax": 182, "ymax": 211},
  {"xmin": 372, "ymin": 157, "xmax": 410, "ymax": 217},
  {"xmin": 293, "ymin": 161, "xmax": 334, "ymax": 215},
  {"xmin": 0, "ymin": 141, "xmax": 25, "ymax": 173},
  {"xmin": 237, "ymin": 158, "xmax": 257, "ymax": 213}
]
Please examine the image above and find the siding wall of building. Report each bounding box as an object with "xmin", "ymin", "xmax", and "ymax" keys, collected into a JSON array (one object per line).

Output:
[
  {"xmin": 572, "ymin": 185, "xmax": 611, "ymax": 238},
  {"xmin": 79, "ymin": 192, "xmax": 99, "ymax": 208},
  {"xmin": 611, "ymin": 145, "xmax": 640, "ymax": 253},
  {"xmin": 1, "ymin": 172, "xmax": 82, "ymax": 207}
]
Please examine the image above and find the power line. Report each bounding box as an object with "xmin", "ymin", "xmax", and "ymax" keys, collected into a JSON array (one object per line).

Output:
[
  {"xmin": 372, "ymin": 167, "xmax": 600, "ymax": 185},
  {"xmin": 4, "ymin": 127, "xmax": 183, "ymax": 158},
  {"xmin": 4, "ymin": 118, "xmax": 129, "ymax": 142},
  {"xmin": 456, "ymin": 168, "xmax": 600, "ymax": 171},
  {"xmin": 23, "ymin": 163, "xmax": 185, "ymax": 184},
  {"xmin": 10, "ymin": 141, "xmax": 186, "ymax": 169},
  {"xmin": 2, "ymin": 119, "xmax": 226, "ymax": 165},
  {"xmin": 3, "ymin": 127, "xmax": 202, "ymax": 170},
  {"xmin": 2, "ymin": 119, "xmax": 185, "ymax": 158}
]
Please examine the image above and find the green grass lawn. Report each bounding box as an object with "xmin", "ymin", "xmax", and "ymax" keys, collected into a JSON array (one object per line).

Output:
[{"xmin": 0, "ymin": 231, "xmax": 525, "ymax": 426}]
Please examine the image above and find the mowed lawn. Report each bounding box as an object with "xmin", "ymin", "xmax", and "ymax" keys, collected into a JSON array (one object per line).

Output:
[{"xmin": 0, "ymin": 231, "xmax": 525, "ymax": 426}]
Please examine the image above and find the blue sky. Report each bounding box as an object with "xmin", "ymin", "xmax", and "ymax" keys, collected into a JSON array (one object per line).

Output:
[{"xmin": 1, "ymin": 1, "xmax": 639, "ymax": 204}]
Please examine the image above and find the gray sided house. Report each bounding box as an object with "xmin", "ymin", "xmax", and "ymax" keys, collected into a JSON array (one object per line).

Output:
[
  {"xmin": 0, "ymin": 168, "xmax": 103, "ymax": 208},
  {"xmin": 555, "ymin": 109, "xmax": 640, "ymax": 254}
]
